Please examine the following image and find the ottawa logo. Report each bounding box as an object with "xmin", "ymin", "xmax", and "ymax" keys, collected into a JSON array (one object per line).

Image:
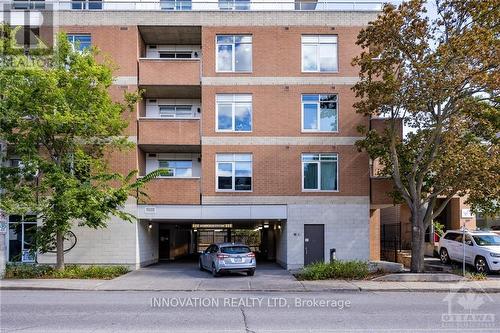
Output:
[{"xmin": 442, "ymin": 281, "xmax": 496, "ymax": 328}]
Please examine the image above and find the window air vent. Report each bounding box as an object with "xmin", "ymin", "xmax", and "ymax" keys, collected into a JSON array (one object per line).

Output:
[
  {"xmin": 149, "ymin": 99, "xmax": 157, "ymax": 103},
  {"xmin": 144, "ymin": 207, "xmax": 156, "ymax": 214},
  {"xmin": 147, "ymin": 153, "xmax": 157, "ymax": 158},
  {"xmin": 149, "ymin": 45, "xmax": 157, "ymax": 49}
]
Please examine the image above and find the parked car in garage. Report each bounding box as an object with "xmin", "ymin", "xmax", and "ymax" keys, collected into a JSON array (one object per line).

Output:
[
  {"xmin": 438, "ymin": 230, "xmax": 500, "ymax": 273},
  {"xmin": 199, "ymin": 243, "xmax": 256, "ymax": 277}
]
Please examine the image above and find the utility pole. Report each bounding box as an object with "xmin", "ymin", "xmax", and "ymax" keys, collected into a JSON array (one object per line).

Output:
[{"xmin": 462, "ymin": 222, "xmax": 466, "ymax": 277}]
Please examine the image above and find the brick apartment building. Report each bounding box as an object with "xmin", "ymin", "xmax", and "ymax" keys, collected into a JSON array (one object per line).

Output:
[{"xmin": 3, "ymin": 0, "xmax": 405, "ymax": 270}]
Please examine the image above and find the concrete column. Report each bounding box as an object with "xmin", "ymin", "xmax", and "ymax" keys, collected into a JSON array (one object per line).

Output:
[{"xmin": 369, "ymin": 209, "xmax": 381, "ymax": 261}]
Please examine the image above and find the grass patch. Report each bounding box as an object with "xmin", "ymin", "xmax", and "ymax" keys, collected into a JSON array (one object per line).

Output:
[
  {"xmin": 296, "ymin": 260, "xmax": 369, "ymax": 280},
  {"xmin": 450, "ymin": 267, "xmax": 488, "ymax": 281},
  {"xmin": 4, "ymin": 264, "xmax": 130, "ymax": 279}
]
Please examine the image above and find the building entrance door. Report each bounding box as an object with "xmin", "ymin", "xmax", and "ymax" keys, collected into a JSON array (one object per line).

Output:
[
  {"xmin": 304, "ymin": 224, "xmax": 324, "ymax": 265},
  {"xmin": 159, "ymin": 229, "xmax": 170, "ymax": 260}
]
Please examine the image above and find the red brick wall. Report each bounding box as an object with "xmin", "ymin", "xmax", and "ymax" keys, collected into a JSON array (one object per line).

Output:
[
  {"xmin": 202, "ymin": 26, "xmax": 364, "ymax": 77},
  {"xmin": 139, "ymin": 59, "xmax": 201, "ymax": 86},
  {"xmin": 60, "ymin": 26, "xmax": 139, "ymax": 77},
  {"xmin": 202, "ymin": 85, "xmax": 366, "ymax": 137},
  {"xmin": 140, "ymin": 178, "xmax": 201, "ymax": 204},
  {"xmin": 138, "ymin": 119, "xmax": 200, "ymax": 146},
  {"xmin": 201, "ymin": 145, "xmax": 369, "ymax": 197}
]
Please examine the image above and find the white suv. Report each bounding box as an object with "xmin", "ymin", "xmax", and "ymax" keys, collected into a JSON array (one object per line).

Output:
[{"xmin": 438, "ymin": 230, "xmax": 500, "ymax": 273}]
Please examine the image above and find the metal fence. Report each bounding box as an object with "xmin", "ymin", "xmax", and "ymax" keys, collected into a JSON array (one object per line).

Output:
[{"xmin": 381, "ymin": 222, "xmax": 401, "ymax": 262}]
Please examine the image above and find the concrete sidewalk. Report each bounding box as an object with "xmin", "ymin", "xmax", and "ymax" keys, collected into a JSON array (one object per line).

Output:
[{"xmin": 2, "ymin": 276, "xmax": 500, "ymax": 293}]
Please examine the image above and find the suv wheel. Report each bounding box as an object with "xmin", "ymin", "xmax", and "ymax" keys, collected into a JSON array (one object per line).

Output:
[
  {"xmin": 475, "ymin": 256, "xmax": 490, "ymax": 274},
  {"xmin": 247, "ymin": 269, "xmax": 255, "ymax": 276},
  {"xmin": 440, "ymin": 248, "xmax": 450, "ymax": 264},
  {"xmin": 211, "ymin": 263, "xmax": 219, "ymax": 277}
]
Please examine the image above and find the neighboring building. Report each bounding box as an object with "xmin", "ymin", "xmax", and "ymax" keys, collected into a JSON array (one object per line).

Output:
[{"xmin": 2, "ymin": 0, "xmax": 395, "ymax": 270}]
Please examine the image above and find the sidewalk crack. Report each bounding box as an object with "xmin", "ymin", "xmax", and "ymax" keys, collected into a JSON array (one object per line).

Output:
[{"xmin": 239, "ymin": 306, "xmax": 256, "ymax": 333}]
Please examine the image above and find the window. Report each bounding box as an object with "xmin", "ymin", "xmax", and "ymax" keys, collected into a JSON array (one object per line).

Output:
[
  {"xmin": 302, "ymin": 35, "xmax": 338, "ymax": 72},
  {"xmin": 67, "ymin": 34, "xmax": 91, "ymax": 52},
  {"xmin": 219, "ymin": 0, "xmax": 250, "ymax": 10},
  {"xmin": 8, "ymin": 215, "xmax": 37, "ymax": 263},
  {"xmin": 216, "ymin": 154, "xmax": 252, "ymax": 191},
  {"xmin": 472, "ymin": 234, "xmax": 500, "ymax": 246},
  {"xmin": 159, "ymin": 105, "xmax": 194, "ymax": 118},
  {"xmin": 158, "ymin": 160, "xmax": 193, "ymax": 177},
  {"xmin": 302, "ymin": 94, "xmax": 338, "ymax": 132},
  {"xmin": 71, "ymin": 0, "xmax": 102, "ymax": 10},
  {"xmin": 302, "ymin": 153, "xmax": 338, "ymax": 191},
  {"xmin": 216, "ymin": 35, "xmax": 252, "ymax": 72},
  {"xmin": 216, "ymin": 95, "xmax": 252, "ymax": 132},
  {"xmin": 159, "ymin": 51, "xmax": 194, "ymax": 59},
  {"xmin": 13, "ymin": 0, "xmax": 45, "ymax": 9},
  {"xmin": 160, "ymin": 0, "xmax": 192, "ymax": 10}
]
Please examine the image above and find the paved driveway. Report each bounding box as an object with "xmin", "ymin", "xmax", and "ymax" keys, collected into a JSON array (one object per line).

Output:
[{"xmin": 98, "ymin": 261, "xmax": 305, "ymax": 291}]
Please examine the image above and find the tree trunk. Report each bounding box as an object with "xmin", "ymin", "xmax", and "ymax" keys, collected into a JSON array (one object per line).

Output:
[
  {"xmin": 55, "ymin": 230, "xmax": 65, "ymax": 271},
  {"xmin": 410, "ymin": 206, "xmax": 427, "ymax": 273}
]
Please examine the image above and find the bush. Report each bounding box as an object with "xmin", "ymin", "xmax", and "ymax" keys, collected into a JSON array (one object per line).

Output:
[
  {"xmin": 296, "ymin": 260, "xmax": 369, "ymax": 280},
  {"xmin": 5, "ymin": 264, "xmax": 129, "ymax": 279}
]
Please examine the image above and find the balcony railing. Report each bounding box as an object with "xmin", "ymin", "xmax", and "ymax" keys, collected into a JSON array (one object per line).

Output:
[
  {"xmin": 139, "ymin": 58, "xmax": 201, "ymax": 86},
  {"xmin": 7, "ymin": 1, "xmax": 387, "ymax": 11},
  {"xmin": 138, "ymin": 118, "xmax": 200, "ymax": 146},
  {"xmin": 139, "ymin": 177, "xmax": 201, "ymax": 205}
]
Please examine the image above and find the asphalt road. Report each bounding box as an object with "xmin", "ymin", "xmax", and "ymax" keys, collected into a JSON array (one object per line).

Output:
[{"xmin": 1, "ymin": 290, "xmax": 499, "ymax": 332}]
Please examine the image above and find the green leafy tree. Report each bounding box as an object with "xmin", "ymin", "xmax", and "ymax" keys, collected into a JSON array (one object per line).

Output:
[
  {"xmin": 0, "ymin": 26, "xmax": 163, "ymax": 270},
  {"xmin": 352, "ymin": 1, "xmax": 499, "ymax": 272}
]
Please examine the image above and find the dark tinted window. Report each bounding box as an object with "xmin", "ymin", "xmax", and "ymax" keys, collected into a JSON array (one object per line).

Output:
[
  {"xmin": 221, "ymin": 246, "xmax": 251, "ymax": 254},
  {"xmin": 444, "ymin": 232, "xmax": 458, "ymax": 240}
]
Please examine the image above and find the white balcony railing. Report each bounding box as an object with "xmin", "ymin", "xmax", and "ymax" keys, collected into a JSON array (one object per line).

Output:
[{"xmin": 6, "ymin": 0, "xmax": 388, "ymax": 12}]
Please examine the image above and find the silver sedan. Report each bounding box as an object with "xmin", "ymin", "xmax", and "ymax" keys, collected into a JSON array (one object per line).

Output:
[{"xmin": 199, "ymin": 243, "xmax": 256, "ymax": 277}]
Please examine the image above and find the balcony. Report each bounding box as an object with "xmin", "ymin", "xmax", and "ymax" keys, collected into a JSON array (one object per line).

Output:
[
  {"xmin": 138, "ymin": 118, "xmax": 200, "ymax": 151},
  {"xmin": 15, "ymin": 1, "xmax": 385, "ymax": 12},
  {"xmin": 140, "ymin": 178, "xmax": 201, "ymax": 205},
  {"xmin": 138, "ymin": 58, "xmax": 200, "ymax": 87},
  {"xmin": 370, "ymin": 178, "xmax": 395, "ymax": 208}
]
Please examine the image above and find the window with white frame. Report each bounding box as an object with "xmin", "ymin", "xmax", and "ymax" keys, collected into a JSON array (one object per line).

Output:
[
  {"xmin": 67, "ymin": 34, "xmax": 91, "ymax": 52},
  {"xmin": 301, "ymin": 35, "xmax": 338, "ymax": 72},
  {"xmin": 158, "ymin": 160, "xmax": 193, "ymax": 177},
  {"xmin": 302, "ymin": 153, "xmax": 338, "ymax": 191},
  {"xmin": 158, "ymin": 105, "xmax": 195, "ymax": 118},
  {"xmin": 302, "ymin": 94, "xmax": 338, "ymax": 132},
  {"xmin": 216, "ymin": 94, "xmax": 252, "ymax": 132},
  {"xmin": 216, "ymin": 154, "xmax": 252, "ymax": 191},
  {"xmin": 216, "ymin": 35, "xmax": 252, "ymax": 72}
]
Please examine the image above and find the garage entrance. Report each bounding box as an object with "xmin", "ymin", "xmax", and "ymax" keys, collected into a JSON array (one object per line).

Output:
[{"xmin": 156, "ymin": 221, "xmax": 282, "ymax": 263}]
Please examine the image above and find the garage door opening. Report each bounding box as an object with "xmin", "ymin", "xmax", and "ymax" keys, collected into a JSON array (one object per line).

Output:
[{"xmin": 156, "ymin": 221, "xmax": 283, "ymax": 263}]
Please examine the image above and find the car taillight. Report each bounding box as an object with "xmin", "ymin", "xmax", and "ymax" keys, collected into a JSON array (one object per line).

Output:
[
  {"xmin": 247, "ymin": 252, "xmax": 255, "ymax": 258},
  {"xmin": 217, "ymin": 254, "xmax": 229, "ymax": 259}
]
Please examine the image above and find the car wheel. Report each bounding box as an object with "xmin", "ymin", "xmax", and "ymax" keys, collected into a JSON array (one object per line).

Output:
[
  {"xmin": 247, "ymin": 269, "xmax": 255, "ymax": 276},
  {"xmin": 475, "ymin": 256, "xmax": 490, "ymax": 274},
  {"xmin": 211, "ymin": 263, "xmax": 219, "ymax": 277},
  {"xmin": 440, "ymin": 248, "xmax": 450, "ymax": 264}
]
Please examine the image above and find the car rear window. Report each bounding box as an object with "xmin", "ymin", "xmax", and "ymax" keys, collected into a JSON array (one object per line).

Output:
[{"xmin": 221, "ymin": 246, "xmax": 251, "ymax": 254}]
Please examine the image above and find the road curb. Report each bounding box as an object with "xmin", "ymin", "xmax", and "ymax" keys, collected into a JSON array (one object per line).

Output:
[{"xmin": 2, "ymin": 286, "xmax": 500, "ymax": 293}]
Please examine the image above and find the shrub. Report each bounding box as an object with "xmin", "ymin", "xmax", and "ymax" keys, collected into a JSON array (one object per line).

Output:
[
  {"xmin": 4, "ymin": 264, "xmax": 129, "ymax": 279},
  {"xmin": 4, "ymin": 264, "xmax": 54, "ymax": 279},
  {"xmin": 296, "ymin": 260, "xmax": 369, "ymax": 280}
]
